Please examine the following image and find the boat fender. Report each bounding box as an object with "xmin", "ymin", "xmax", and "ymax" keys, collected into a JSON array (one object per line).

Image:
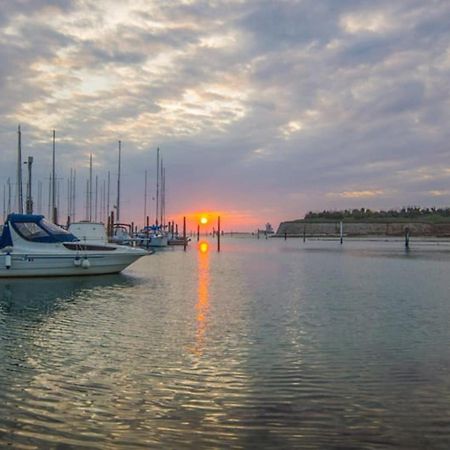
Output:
[
  {"xmin": 81, "ymin": 258, "xmax": 91, "ymax": 269},
  {"xmin": 74, "ymin": 256, "xmax": 82, "ymax": 267},
  {"xmin": 5, "ymin": 252, "xmax": 11, "ymax": 269}
]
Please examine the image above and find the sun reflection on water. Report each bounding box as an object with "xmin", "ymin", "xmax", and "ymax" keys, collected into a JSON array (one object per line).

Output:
[{"xmin": 194, "ymin": 241, "xmax": 209, "ymax": 355}]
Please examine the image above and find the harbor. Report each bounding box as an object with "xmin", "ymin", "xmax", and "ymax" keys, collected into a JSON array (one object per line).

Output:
[
  {"xmin": 1, "ymin": 237, "xmax": 450, "ymax": 448},
  {"xmin": 2, "ymin": 1, "xmax": 450, "ymax": 448}
]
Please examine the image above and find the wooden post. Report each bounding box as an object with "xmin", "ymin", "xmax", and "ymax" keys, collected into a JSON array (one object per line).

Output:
[
  {"xmin": 340, "ymin": 221, "xmax": 343, "ymax": 245},
  {"xmin": 303, "ymin": 223, "xmax": 306, "ymax": 243},
  {"xmin": 197, "ymin": 224, "xmax": 200, "ymax": 241},
  {"xmin": 183, "ymin": 216, "xmax": 187, "ymax": 251},
  {"xmin": 217, "ymin": 215, "xmax": 221, "ymax": 252},
  {"xmin": 284, "ymin": 232, "xmax": 287, "ymax": 240},
  {"xmin": 405, "ymin": 227, "xmax": 410, "ymax": 248}
]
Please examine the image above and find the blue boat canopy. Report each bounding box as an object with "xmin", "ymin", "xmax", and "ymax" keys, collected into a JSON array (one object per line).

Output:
[{"xmin": 1, "ymin": 214, "xmax": 79, "ymax": 247}]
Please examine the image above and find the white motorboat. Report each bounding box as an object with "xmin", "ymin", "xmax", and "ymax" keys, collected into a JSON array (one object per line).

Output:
[{"xmin": 0, "ymin": 214, "xmax": 148, "ymax": 278}]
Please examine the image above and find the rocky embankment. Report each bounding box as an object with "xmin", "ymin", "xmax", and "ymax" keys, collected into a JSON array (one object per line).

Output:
[{"xmin": 276, "ymin": 220, "xmax": 450, "ymax": 237}]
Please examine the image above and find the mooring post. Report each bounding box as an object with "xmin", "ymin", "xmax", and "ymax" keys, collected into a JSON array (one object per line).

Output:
[
  {"xmin": 284, "ymin": 232, "xmax": 287, "ymax": 240},
  {"xmin": 405, "ymin": 227, "xmax": 410, "ymax": 248},
  {"xmin": 183, "ymin": 216, "xmax": 187, "ymax": 251},
  {"xmin": 340, "ymin": 221, "xmax": 343, "ymax": 245},
  {"xmin": 217, "ymin": 216, "xmax": 221, "ymax": 252},
  {"xmin": 303, "ymin": 223, "xmax": 306, "ymax": 243},
  {"xmin": 197, "ymin": 224, "xmax": 200, "ymax": 242}
]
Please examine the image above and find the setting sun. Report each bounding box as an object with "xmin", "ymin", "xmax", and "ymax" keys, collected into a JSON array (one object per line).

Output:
[{"xmin": 200, "ymin": 216, "xmax": 208, "ymax": 225}]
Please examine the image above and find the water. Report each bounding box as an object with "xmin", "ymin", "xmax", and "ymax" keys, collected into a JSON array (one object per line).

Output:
[{"xmin": 1, "ymin": 238, "xmax": 450, "ymax": 449}]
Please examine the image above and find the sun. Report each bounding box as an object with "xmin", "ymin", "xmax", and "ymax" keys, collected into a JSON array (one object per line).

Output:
[{"xmin": 200, "ymin": 216, "xmax": 208, "ymax": 225}]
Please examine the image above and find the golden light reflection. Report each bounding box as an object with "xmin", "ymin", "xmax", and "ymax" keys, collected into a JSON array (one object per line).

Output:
[{"xmin": 193, "ymin": 240, "xmax": 209, "ymax": 355}]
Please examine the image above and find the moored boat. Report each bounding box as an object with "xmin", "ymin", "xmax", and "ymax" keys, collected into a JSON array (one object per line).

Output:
[{"xmin": 0, "ymin": 214, "xmax": 148, "ymax": 277}]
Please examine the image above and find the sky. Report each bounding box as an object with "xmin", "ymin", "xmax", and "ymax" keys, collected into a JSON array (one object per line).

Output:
[{"xmin": 1, "ymin": 0, "xmax": 450, "ymax": 231}]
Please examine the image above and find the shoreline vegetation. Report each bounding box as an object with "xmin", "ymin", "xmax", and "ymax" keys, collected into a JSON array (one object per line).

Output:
[
  {"xmin": 303, "ymin": 207, "xmax": 450, "ymax": 223},
  {"xmin": 276, "ymin": 207, "xmax": 450, "ymax": 237}
]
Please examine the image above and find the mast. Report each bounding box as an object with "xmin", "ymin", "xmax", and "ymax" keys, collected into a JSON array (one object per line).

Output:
[
  {"xmin": 25, "ymin": 156, "xmax": 33, "ymax": 214},
  {"xmin": 37, "ymin": 180, "xmax": 42, "ymax": 214},
  {"xmin": 95, "ymin": 174, "xmax": 98, "ymax": 222},
  {"xmin": 17, "ymin": 124, "xmax": 24, "ymax": 213},
  {"xmin": 52, "ymin": 130, "xmax": 57, "ymax": 223},
  {"xmin": 7, "ymin": 178, "xmax": 11, "ymax": 216},
  {"xmin": 72, "ymin": 169, "xmax": 76, "ymax": 221},
  {"xmin": 155, "ymin": 147, "xmax": 159, "ymax": 225},
  {"xmin": 144, "ymin": 169, "xmax": 148, "ymax": 228},
  {"xmin": 89, "ymin": 153, "xmax": 93, "ymax": 221},
  {"xmin": 48, "ymin": 174, "xmax": 51, "ymax": 218},
  {"xmin": 68, "ymin": 169, "xmax": 72, "ymax": 221},
  {"xmin": 116, "ymin": 140, "xmax": 121, "ymax": 222},
  {"xmin": 107, "ymin": 170, "xmax": 110, "ymax": 217}
]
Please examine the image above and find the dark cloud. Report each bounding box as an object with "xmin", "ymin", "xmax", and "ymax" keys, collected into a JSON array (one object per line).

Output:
[{"xmin": 1, "ymin": 0, "xmax": 450, "ymax": 227}]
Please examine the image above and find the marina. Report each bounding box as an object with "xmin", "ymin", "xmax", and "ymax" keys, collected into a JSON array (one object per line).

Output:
[
  {"xmin": 2, "ymin": 1, "xmax": 450, "ymax": 448},
  {"xmin": 1, "ymin": 237, "xmax": 450, "ymax": 448}
]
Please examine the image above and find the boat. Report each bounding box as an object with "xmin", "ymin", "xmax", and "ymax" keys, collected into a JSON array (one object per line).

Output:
[
  {"xmin": 0, "ymin": 213, "xmax": 148, "ymax": 277},
  {"xmin": 136, "ymin": 225, "xmax": 168, "ymax": 248},
  {"xmin": 167, "ymin": 233, "xmax": 190, "ymax": 246},
  {"xmin": 111, "ymin": 224, "xmax": 134, "ymax": 246}
]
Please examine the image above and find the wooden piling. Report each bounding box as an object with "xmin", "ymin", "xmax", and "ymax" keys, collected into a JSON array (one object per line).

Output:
[
  {"xmin": 340, "ymin": 221, "xmax": 343, "ymax": 245},
  {"xmin": 217, "ymin": 216, "xmax": 221, "ymax": 252},
  {"xmin": 197, "ymin": 224, "xmax": 200, "ymax": 242},
  {"xmin": 405, "ymin": 227, "xmax": 410, "ymax": 248},
  {"xmin": 183, "ymin": 216, "xmax": 187, "ymax": 251}
]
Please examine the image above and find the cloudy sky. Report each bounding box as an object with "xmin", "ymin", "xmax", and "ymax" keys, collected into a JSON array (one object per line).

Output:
[{"xmin": 1, "ymin": 0, "xmax": 450, "ymax": 230}]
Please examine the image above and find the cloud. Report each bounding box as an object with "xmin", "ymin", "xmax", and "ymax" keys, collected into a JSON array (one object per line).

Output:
[{"xmin": 1, "ymin": 0, "xmax": 450, "ymax": 229}]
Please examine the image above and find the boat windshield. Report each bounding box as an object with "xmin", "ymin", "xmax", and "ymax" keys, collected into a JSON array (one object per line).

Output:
[
  {"xmin": 12, "ymin": 218, "xmax": 79, "ymax": 243},
  {"xmin": 40, "ymin": 219, "xmax": 74, "ymax": 238},
  {"xmin": 14, "ymin": 222, "xmax": 49, "ymax": 240}
]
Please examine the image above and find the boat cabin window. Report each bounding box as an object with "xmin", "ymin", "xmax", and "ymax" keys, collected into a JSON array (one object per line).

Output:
[
  {"xmin": 14, "ymin": 222, "xmax": 48, "ymax": 240},
  {"xmin": 12, "ymin": 218, "xmax": 78, "ymax": 243},
  {"xmin": 40, "ymin": 219, "xmax": 74, "ymax": 238}
]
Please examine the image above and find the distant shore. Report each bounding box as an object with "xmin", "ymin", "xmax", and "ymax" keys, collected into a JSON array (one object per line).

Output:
[{"xmin": 276, "ymin": 219, "xmax": 450, "ymax": 238}]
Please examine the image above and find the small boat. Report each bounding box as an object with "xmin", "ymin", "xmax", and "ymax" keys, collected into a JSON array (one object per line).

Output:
[
  {"xmin": 168, "ymin": 234, "xmax": 190, "ymax": 246},
  {"xmin": 136, "ymin": 225, "xmax": 168, "ymax": 248},
  {"xmin": 0, "ymin": 214, "xmax": 148, "ymax": 278}
]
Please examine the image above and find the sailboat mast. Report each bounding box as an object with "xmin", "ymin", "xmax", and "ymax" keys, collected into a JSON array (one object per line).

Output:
[
  {"xmin": 144, "ymin": 169, "xmax": 148, "ymax": 228},
  {"xmin": 51, "ymin": 130, "xmax": 57, "ymax": 223},
  {"xmin": 155, "ymin": 147, "xmax": 160, "ymax": 225},
  {"xmin": 117, "ymin": 140, "xmax": 121, "ymax": 223},
  {"xmin": 89, "ymin": 153, "xmax": 93, "ymax": 222},
  {"xmin": 17, "ymin": 125, "xmax": 24, "ymax": 213},
  {"xmin": 107, "ymin": 170, "xmax": 110, "ymax": 218}
]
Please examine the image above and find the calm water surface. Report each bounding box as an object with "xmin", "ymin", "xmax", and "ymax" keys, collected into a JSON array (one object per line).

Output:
[{"xmin": 1, "ymin": 238, "xmax": 450, "ymax": 449}]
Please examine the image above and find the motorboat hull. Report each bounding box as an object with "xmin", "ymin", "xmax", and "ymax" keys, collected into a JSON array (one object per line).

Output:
[{"xmin": 0, "ymin": 251, "xmax": 146, "ymax": 278}]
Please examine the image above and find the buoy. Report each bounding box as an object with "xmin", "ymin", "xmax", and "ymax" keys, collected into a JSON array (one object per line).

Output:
[{"xmin": 81, "ymin": 258, "xmax": 90, "ymax": 269}]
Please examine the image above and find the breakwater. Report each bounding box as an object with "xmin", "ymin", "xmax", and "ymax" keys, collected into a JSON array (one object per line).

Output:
[{"xmin": 276, "ymin": 220, "xmax": 450, "ymax": 237}]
